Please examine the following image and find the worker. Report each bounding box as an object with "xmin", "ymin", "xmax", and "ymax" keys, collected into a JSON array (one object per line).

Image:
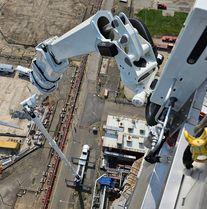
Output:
[{"xmin": 183, "ymin": 127, "xmax": 207, "ymax": 169}]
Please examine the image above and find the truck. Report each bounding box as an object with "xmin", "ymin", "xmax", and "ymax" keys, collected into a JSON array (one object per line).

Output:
[
  {"xmin": 75, "ymin": 144, "xmax": 90, "ymax": 184},
  {"xmin": 161, "ymin": 36, "xmax": 177, "ymax": 43},
  {"xmin": 155, "ymin": 43, "xmax": 174, "ymax": 52},
  {"xmin": 16, "ymin": 65, "xmax": 32, "ymax": 78},
  {"xmin": 157, "ymin": 3, "xmax": 167, "ymax": 10},
  {"xmin": 0, "ymin": 64, "xmax": 14, "ymax": 75}
]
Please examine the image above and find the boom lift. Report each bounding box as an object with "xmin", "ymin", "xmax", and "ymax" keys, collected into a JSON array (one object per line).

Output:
[
  {"xmin": 65, "ymin": 144, "xmax": 96, "ymax": 192},
  {"xmin": 21, "ymin": 95, "xmax": 82, "ymax": 185},
  {"xmin": 19, "ymin": 0, "xmax": 207, "ymax": 208},
  {"xmin": 21, "ymin": 10, "xmax": 161, "ymax": 190},
  {"xmin": 74, "ymin": 144, "xmax": 90, "ymax": 182}
]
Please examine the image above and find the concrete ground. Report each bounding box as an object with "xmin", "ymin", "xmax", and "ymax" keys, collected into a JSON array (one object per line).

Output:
[
  {"xmin": 0, "ymin": 66, "xmax": 76, "ymax": 209},
  {"xmin": 0, "ymin": 73, "xmax": 37, "ymax": 135},
  {"xmin": 0, "ymin": 147, "xmax": 50, "ymax": 209},
  {"xmin": 13, "ymin": 65, "xmax": 77, "ymax": 209},
  {"xmin": 0, "ymin": 0, "xmax": 88, "ymax": 65},
  {"xmin": 0, "ymin": 71, "xmax": 38, "ymax": 161}
]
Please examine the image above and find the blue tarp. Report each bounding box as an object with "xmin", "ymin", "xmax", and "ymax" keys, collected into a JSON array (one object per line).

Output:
[{"xmin": 97, "ymin": 176, "xmax": 113, "ymax": 187}]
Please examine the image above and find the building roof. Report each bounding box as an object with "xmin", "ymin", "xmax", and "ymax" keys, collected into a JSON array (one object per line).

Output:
[
  {"xmin": 0, "ymin": 63, "xmax": 13, "ymax": 69},
  {"xmin": 0, "ymin": 141, "xmax": 20, "ymax": 149},
  {"xmin": 102, "ymin": 115, "xmax": 149, "ymax": 153}
]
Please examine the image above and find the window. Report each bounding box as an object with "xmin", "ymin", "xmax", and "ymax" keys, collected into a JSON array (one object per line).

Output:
[
  {"xmin": 140, "ymin": 129, "xmax": 145, "ymax": 135},
  {"xmin": 139, "ymin": 143, "xmax": 145, "ymax": 149},
  {"xmin": 128, "ymin": 127, "xmax": 133, "ymax": 133},
  {"xmin": 127, "ymin": 141, "xmax": 132, "ymax": 147}
]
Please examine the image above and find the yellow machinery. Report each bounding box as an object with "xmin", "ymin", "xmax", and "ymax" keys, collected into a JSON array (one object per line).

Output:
[
  {"xmin": 184, "ymin": 128, "xmax": 207, "ymax": 162},
  {"xmin": 0, "ymin": 140, "xmax": 20, "ymax": 150}
]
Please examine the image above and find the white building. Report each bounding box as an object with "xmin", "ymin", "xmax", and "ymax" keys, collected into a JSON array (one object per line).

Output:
[{"xmin": 102, "ymin": 115, "xmax": 149, "ymax": 164}]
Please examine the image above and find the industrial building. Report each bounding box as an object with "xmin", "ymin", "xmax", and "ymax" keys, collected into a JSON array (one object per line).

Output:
[
  {"xmin": 91, "ymin": 115, "xmax": 149, "ymax": 208},
  {"xmin": 101, "ymin": 115, "xmax": 149, "ymax": 169}
]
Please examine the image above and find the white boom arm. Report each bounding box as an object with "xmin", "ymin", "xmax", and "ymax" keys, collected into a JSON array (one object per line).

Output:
[
  {"xmin": 30, "ymin": 10, "xmax": 159, "ymax": 106},
  {"xmin": 19, "ymin": 11, "xmax": 160, "ymax": 184},
  {"xmin": 21, "ymin": 95, "xmax": 81, "ymax": 183}
]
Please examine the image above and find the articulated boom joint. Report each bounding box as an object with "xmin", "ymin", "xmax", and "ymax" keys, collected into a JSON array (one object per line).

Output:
[{"xmin": 30, "ymin": 38, "xmax": 69, "ymax": 93}]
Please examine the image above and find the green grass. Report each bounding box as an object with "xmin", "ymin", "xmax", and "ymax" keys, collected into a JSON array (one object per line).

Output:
[{"xmin": 136, "ymin": 9, "xmax": 188, "ymax": 36}]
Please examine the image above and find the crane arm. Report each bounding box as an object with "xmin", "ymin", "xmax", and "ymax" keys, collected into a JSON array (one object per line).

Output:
[
  {"xmin": 20, "ymin": 95, "xmax": 80, "ymax": 182},
  {"xmin": 30, "ymin": 10, "xmax": 160, "ymax": 106}
]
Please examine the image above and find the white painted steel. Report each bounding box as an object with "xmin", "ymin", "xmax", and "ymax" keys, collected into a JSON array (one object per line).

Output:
[
  {"xmin": 30, "ymin": 11, "xmax": 158, "ymax": 106},
  {"xmin": 151, "ymin": 0, "xmax": 207, "ymax": 111}
]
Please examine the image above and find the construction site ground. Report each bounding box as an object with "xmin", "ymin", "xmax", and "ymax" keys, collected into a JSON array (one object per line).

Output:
[
  {"xmin": 0, "ymin": 0, "xmax": 195, "ymax": 209},
  {"xmin": 47, "ymin": 0, "xmax": 145, "ymax": 208},
  {"xmin": 0, "ymin": 72, "xmax": 37, "ymax": 136},
  {"xmin": 0, "ymin": 0, "xmax": 90, "ymax": 208},
  {"xmin": 0, "ymin": 65, "xmax": 77, "ymax": 209}
]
